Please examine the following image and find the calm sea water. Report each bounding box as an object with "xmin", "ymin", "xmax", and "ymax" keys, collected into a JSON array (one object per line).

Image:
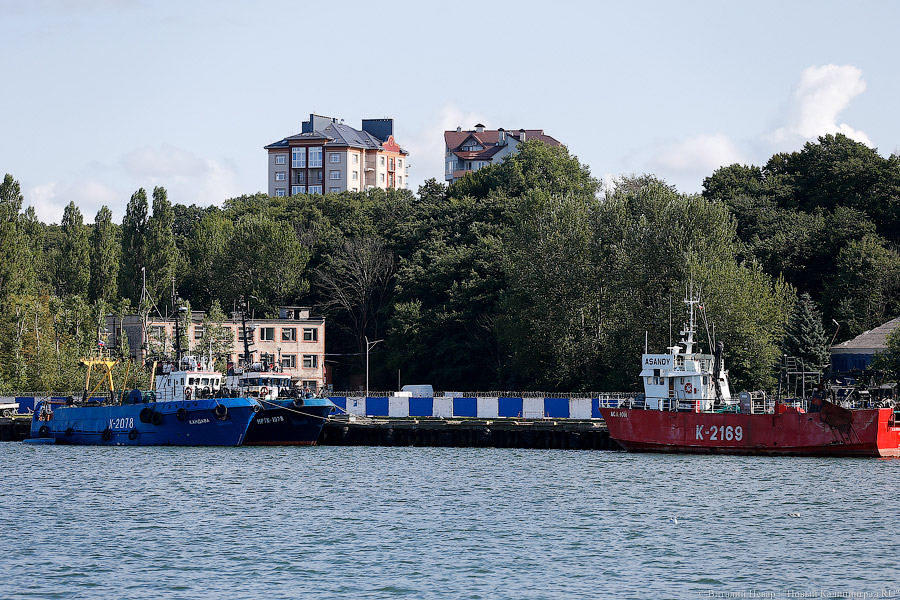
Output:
[{"xmin": 1, "ymin": 444, "xmax": 899, "ymax": 600}]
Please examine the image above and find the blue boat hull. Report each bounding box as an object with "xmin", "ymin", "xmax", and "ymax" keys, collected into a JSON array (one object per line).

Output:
[
  {"xmin": 28, "ymin": 398, "xmax": 259, "ymax": 446},
  {"xmin": 242, "ymin": 398, "xmax": 334, "ymax": 445}
]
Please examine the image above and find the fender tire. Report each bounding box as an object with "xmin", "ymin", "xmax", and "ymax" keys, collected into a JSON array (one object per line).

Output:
[
  {"xmin": 151, "ymin": 411, "xmax": 164, "ymax": 426},
  {"xmin": 101, "ymin": 428, "xmax": 112, "ymax": 442},
  {"xmin": 214, "ymin": 404, "xmax": 228, "ymax": 419},
  {"xmin": 176, "ymin": 408, "xmax": 188, "ymax": 421},
  {"xmin": 293, "ymin": 398, "xmax": 305, "ymax": 408},
  {"xmin": 128, "ymin": 428, "xmax": 139, "ymax": 441},
  {"xmin": 38, "ymin": 424, "xmax": 50, "ymax": 437},
  {"xmin": 139, "ymin": 407, "xmax": 153, "ymax": 423}
]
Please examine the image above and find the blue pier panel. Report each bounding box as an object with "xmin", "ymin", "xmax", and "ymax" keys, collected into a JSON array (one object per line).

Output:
[
  {"xmin": 453, "ymin": 397, "xmax": 477, "ymax": 417},
  {"xmin": 366, "ymin": 397, "xmax": 389, "ymax": 417},
  {"xmin": 330, "ymin": 397, "xmax": 347, "ymax": 411},
  {"xmin": 544, "ymin": 398, "xmax": 569, "ymax": 418},
  {"xmin": 16, "ymin": 397, "xmax": 36, "ymax": 414},
  {"xmin": 592, "ymin": 399, "xmax": 604, "ymax": 419},
  {"xmin": 409, "ymin": 397, "xmax": 434, "ymax": 417},
  {"xmin": 498, "ymin": 397, "xmax": 523, "ymax": 418}
]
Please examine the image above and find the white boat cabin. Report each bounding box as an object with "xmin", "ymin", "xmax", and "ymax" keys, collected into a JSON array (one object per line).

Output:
[
  {"xmin": 640, "ymin": 294, "xmax": 733, "ymax": 412},
  {"xmin": 225, "ymin": 362, "xmax": 294, "ymax": 400},
  {"xmin": 154, "ymin": 356, "xmax": 223, "ymax": 402}
]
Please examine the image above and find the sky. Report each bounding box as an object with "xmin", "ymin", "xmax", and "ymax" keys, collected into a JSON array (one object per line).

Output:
[{"xmin": 2, "ymin": 0, "xmax": 899, "ymax": 224}]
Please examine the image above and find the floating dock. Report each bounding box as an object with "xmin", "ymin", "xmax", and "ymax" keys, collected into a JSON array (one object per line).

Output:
[{"xmin": 319, "ymin": 417, "xmax": 622, "ymax": 450}]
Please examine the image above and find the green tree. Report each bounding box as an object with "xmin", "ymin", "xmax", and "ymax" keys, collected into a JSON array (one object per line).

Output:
[
  {"xmin": 145, "ymin": 186, "xmax": 180, "ymax": 308},
  {"xmin": 871, "ymin": 324, "xmax": 900, "ymax": 380},
  {"xmin": 55, "ymin": 201, "xmax": 90, "ymax": 297},
  {"xmin": 197, "ymin": 299, "xmax": 234, "ymax": 371},
  {"xmin": 120, "ymin": 188, "xmax": 149, "ymax": 304},
  {"xmin": 89, "ymin": 205, "xmax": 120, "ymax": 303},
  {"xmin": 0, "ymin": 174, "xmax": 25, "ymax": 303}
]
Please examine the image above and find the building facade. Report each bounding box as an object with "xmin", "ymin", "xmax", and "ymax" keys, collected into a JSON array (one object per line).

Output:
[
  {"xmin": 106, "ymin": 306, "xmax": 327, "ymax": 390},
  {"xmin": 265, "ymin": 114, "xmax": 409, "ymax": 197},
  {"xmin": 444, "ymin": 123, "xmax": 561, "ymax": 184}
]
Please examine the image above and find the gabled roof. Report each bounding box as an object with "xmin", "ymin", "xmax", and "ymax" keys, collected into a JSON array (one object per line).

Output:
[
  {"xmin": 444, "ymin": 128, "xmax": 561, "ymax": 153},
  {"xmin": 831, "ymin": 317, "xmax": 900, "ymax": 352},
  {"xmin": 266, "ymin": 121, "xmax": 408, "ymax": 154}
]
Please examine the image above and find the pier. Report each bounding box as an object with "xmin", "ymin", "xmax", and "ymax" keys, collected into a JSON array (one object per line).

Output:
[{"xmin": 0, "ymin": 416, "xmax": 621, "ymax": 450}]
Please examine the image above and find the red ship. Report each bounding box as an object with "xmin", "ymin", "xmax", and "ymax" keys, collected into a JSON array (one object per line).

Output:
[{"xmin": 599, "ymin": 293, "xmax": 900, "ymax": 457}]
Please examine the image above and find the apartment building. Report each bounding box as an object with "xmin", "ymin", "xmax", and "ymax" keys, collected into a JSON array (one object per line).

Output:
[
  {"xmin": 265, "ymin": 114, "xmax": 409, "ymax": 197},
  {"xmin": 106, "ymin": 306, "xmax": 327, "ymax": 390},
  {"xmin": 444, "ymin": 123, "xmax": 561, "ymax": 184}
]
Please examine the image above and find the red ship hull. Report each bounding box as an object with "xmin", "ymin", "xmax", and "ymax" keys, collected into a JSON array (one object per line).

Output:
[{"xmin": 599, "ymin": 406, "xmax": 900, "ymax": 457}]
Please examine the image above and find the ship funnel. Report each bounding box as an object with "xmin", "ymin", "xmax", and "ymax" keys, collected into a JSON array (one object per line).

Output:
[{"xmin": 713, "ymin": 342, "xmax": 724, "ymax": 402}]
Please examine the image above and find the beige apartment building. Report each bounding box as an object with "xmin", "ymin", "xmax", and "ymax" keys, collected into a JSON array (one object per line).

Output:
[
  {"xmin": 265, "ymin": 114, "xmax": 409, "ymax": 197},
  {"xmin": 106, "ymin": 306, "xmax": 327, "ymax": 391}
]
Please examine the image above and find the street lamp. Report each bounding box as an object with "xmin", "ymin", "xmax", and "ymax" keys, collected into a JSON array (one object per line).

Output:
[{"xmin": 365, "ymin": 336, "xmax": 383, "ymax": 397}]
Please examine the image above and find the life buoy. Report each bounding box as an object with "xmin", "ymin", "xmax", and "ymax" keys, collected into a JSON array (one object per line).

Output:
[
  {"xmin": 128, "ymin": 428, "xmax": 139, "ymax": 441},
  {"xmin": 684, "ymin": 383, "xmax": 693, "ymax": 394},
  {"xmin": 176, "ymin": 408, "xmax": 188, "ymax": 421},
  {"xmin": 214, "ymin": 404, "xmax": 228, "ymax": 419},
  {"xmin": 151, "ymin": 411, "xmax": 164, "ymax": 426},
  {"xmin": 101, "ymin": 428, "xmax": 112, "ymax": 441},
  {"xmin": 184, "ymin": 386, "xmax": 192, "ymax": 400},
  {"xmin": 260, "ymin": 387, "xmax": 269, "ymax": 397}
]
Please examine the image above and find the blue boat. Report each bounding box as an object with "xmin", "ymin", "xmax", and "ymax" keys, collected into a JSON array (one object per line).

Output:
[
  {"xmin": 225, "ymin": 365, "xmax": 334, "ymax": 445},
  {"xmin": 27, "ymin": 395, "xmax": 260, "ymax": 446}
]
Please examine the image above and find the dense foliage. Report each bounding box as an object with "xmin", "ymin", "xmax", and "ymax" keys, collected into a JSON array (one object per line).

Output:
[{"xmin": 2, "ymin": 133, "xmax": 898, "ymax": 393}]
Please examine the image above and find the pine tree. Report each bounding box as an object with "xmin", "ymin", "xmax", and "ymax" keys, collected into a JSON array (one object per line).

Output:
[
  {"xmin": 56, "ymin": 201, "xmax": 90, "ymax": 297},
  {"xmin": 0, "ymin": 174, "xmax": 24, "ymax": 303},
  {"xmin": 89, "ymin": 205, "xmax": 121, "ymax": 304},
  {"xmin": 120, "ymin": 188, "xmax": 149, "ymax": 304},
  {"xmin": 783, "ymin": 292, "xmax": 830, "ymax": 372}
]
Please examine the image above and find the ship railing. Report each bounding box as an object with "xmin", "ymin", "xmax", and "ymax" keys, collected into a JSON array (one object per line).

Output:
[{"xmin": 331, "ymin": 390, "xmax": 635, "ymax": 400}]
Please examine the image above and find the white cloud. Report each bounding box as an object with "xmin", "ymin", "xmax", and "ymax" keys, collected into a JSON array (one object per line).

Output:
[
  {"xmin": 766, "ymin": 64, "xmax": 871, "ymax": 147},
  {"xmin": 401, "ymin": 104, "xmax": 492, "ymax": 191},
  {"xmin": 652, "ymin": 133, "xmax": 746, "ymax": 175},
  {"xmin": 120, "ymin": 144, "xmax": 241, "ymax": 208},
  {"xmin": 26, "ymin": 179, "xmax": 120, "ymax": 224}
]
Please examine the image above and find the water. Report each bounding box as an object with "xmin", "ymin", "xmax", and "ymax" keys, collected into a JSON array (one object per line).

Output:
[{"xmin": 1, "ymin": 445, "xmax": 899, "ymax": 600}]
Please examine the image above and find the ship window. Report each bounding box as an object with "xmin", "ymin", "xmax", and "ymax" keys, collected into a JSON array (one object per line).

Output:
[
  {"xmin": 201, "ymin": 378, "xmax": 209, "ymax": 385},
  {"xmin": 703, "ymin": 375, "xmax": 709, "ymax": 385}
]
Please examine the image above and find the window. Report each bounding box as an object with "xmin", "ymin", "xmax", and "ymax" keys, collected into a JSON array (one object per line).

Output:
[
  {"xmin": 303, "ymin": 355, "xmax": 318, "ymax": 369},
  {"xmin": 151, "ymin": 325, "xmax": 166, "ymax": 340},
  {"xmin": 260, "ymin": 327, "xmax": 275, "ymax": 341},
  {"xmin": 388, "ymin": 158, "xmax": 394, "ymax": 169},
  {"xmin": 275, "ymin": 155, "xmax": 286, "ymax": 165},
  {"xmin": 275, "ymin": 188, "xmax": 286, "ymax": 197},
  {"xmin": 352, "ymin": 170, "xmax": 358, "ymax": 181},
  {"xmin": 282, "ymin": 327, "xmax": 296, "ymax": 341},
  {"xmin": 260, "ymin": 352, "xmax": 275, "ymax": 365},
  {"xmin": 398, "ymin": 159, "xmax": 402, "ymax": 168},
  {"xmin": 446, "ymin": 162, "xmax": 452, "ymax": 174},
  {"xmin": 238, "ymin": 328, "xmax": 254, "ymax": 342},
  {"xmin": 328, "ymin": 187, "xmax": 340, "ymax": 193},
  {"xmin": 194, "ymin": 326, "xmax": 204, "ymax": 340},
  {"xmin": 380, "ymin": 156, "xmax": 385, "ymax": 166},
  {"xmin": 302, "ymin": 380, "xmax": 318, "ymax": 392},
  {"xmin": 308, "ymin": 185, "xmax": 322, "ymax": 194},
  {"xmin": 293, "ymin": 171, "xmax": 306, "ymax": 184},
  {"xmin": 303, "ymin": 328, "xmax": 318, "ymax": 342},
  {"xmin": 292, "ymin": 147, "xmax": 306, "ymax": 168},
  {"xmin": 329, "ymin": 153, "xmax": 341, "ymax": 163},
  {"xmin": 330, "ymin": 170, "xmax": 340, "ymax": 180},
  {"xmin": 281, "ymin": 354, "xmax": 297, "ymax": 368},
  {"xmin": 309, "ymin": 147, "xmax": 323, "ymax": 167},
  {"xmin": 397, "ymin": 176, "xmax": 402, "ymax": 186},
  {"xmin": 292, "ymin": 185, "xmax": 305, "ymax": 195},
  {"xmin": 352, "ymin": 154, "xmax": 358, "ymax": 164},
  {"xmin": 275, "ymin": 171, "xmax": 286, "ymax": 181},
  {"xmin": 380, "ymin": 173, "xmax": 385, "ymax": 183}
]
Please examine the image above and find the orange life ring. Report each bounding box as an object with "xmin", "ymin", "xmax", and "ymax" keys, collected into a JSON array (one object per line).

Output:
[
  {"xmin": 260, "ymin": 386, "xmax": 269, "ymax": 397},
  {"xmin": 684, "ymin": 383, "xmax": 693, "ymax": 394}
]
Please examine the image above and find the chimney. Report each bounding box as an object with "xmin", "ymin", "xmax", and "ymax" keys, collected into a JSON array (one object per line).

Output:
[
  {"xmin": 475, "ymin": 123, "xmax": 485, "ymax": 133},
  {"xmin": 519, "ymin": 128, "xmax": 526, "ymax": 142},
  {"xmin": 456, "ymin": 126, "xmax": 461, "ymax": 132},
  {"xmin": 498, "ymin": 127, "xmax": 506, "ymax": 146}
]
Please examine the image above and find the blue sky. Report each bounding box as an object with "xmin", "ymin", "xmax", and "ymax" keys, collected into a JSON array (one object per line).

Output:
[{"xmin": 2, "ymin": 0, "xmax": 898, "ymax": 224}]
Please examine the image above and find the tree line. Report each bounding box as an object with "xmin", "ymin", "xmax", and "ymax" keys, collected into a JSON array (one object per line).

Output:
[{"xmin": 2, "ymin": 133, "xmax": 898, "ymax": 394}]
